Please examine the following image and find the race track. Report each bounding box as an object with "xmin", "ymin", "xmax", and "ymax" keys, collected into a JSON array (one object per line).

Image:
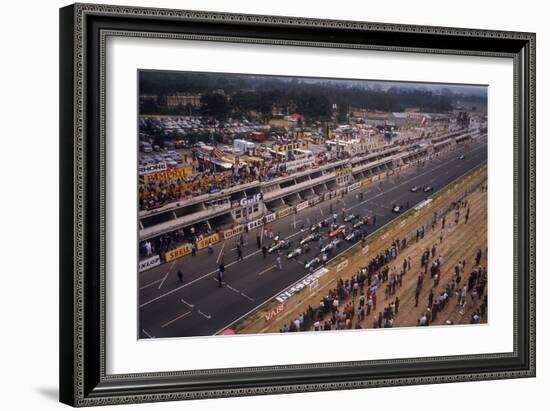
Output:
[{"xmin": 139, "ymin": 139, "xmax": 487, "ymax": 338}]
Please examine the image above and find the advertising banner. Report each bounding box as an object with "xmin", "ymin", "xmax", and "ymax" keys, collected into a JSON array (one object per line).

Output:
[
  {"xmin": 143, "ymin": 167, "xmax": 193, "ymax": 183},
  {"xmin": 277, "ymin": 207, "xmax": 294, "ymax": 218},
  {"xmin": 164, "ymin": 244, "xmax": 193, "ymax": 262},
  {"xmin": 138, "ymin": 255, "xmax": 161, "ymax": 272},
  {"xmin": 296, "ymin": 201, "xmax": 310, "ymax": 212},
  {"xmin": 197, "ymin": 233, "xmax": 221, "ymax": 250},
  {"xmin": 222, "ymin": 225, "xmax": 244, "ymax": 240}
]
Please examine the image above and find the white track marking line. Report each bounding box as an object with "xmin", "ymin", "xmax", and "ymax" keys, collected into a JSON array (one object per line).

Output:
[
  {"xmin": 216, "ymin": 242, "xmax": 225, "ymax": 264},
  {"xmin": 227, "ymin": 284, "xmax": 240, "ymax": 293},
  {"xmin": 140, "ymin": 279, "xmax": 162, "ymax": 290},
  {"xmin": 158, "ymin": 261, "xmax": 175, "ymax": 289},
  {"xmin": 181, "ymin": 298, "xmax": 194, "ymax": 308},
  {"xmin": 258, "ymin": 265, "xmax": 276, "ymax": 276},
  {"xmin": 141, "ymin": 329, "xmax": 155, "ymax": 338},
  {"xmin": 198, "ymin": 310, "xmax": 212, "ymax": 319},
  {"xmin": 240, "ymin": 292, "xmax": 255, "ymax": 302}
]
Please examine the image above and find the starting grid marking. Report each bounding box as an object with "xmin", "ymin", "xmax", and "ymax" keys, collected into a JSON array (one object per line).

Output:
[{"xmin": 212, "ymin": 278, "xmax": 256, "ymax": 302}]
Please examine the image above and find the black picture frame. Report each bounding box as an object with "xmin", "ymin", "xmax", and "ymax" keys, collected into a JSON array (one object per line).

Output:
[{"xmin": 59, "ymin": 3, "xmax": 536, "ymax": 407}]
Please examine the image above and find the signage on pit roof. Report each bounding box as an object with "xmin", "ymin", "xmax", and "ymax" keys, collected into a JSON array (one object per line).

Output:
[{"xmin": 233, "ymin": 193, "xmax": 263, "ymax": 208}]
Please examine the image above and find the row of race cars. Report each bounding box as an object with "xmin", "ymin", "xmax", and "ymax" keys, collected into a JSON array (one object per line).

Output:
[
  {"xmin": 263, "ymin": 210, "xmax": 378, "ymax": 271},
  {"xmin": 263, "ymin": 180, "xmax": 440, "ymax": 271}
]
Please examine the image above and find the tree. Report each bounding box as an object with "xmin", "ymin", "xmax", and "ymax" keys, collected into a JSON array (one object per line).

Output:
[{"xmin": 200, "ymin": 93, "xmax": 229, "ymax": 119}]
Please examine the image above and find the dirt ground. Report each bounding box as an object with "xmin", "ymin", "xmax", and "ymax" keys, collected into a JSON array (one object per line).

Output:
[{"xmin": 234, "ymin": 164, "xmax": 487, "ymax": 334}]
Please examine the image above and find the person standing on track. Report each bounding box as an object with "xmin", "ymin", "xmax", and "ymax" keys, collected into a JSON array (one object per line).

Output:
[
  {"xmin": 217, "ymin": 262, "xmax": 225, "ymax": 288},
  {"xmin": 262, "ymin": 245, "xmax": 268, "ymax": 259},
  {"xmin": 256, "ymin": 232, "xmax": 261, "ymax": 249},
  {"xmin": 177, "ymin": 269, "xmax": 183, "ymax": 284},
  {"xmin": 236, "ymin": 244, "xmax": 243, "ymax": 262},
  {"xmin": 276, "ymin": 255, "xmax": 283, "ymax": 271}
]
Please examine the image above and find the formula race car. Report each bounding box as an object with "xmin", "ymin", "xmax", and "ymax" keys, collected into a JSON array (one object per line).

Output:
[
  {"xmin": 423, "ymin": 185, "xmax": 434, "ymax": 193},
  {"xmin": 392, "ymin": 204, "xmax": 403, "ymax": 213},
  {"xmin": 458, "ymin": 154, "xmax": 466, "ymax": 160},
  {"xmin": 329, "ymin": 225, "xmax": 347, "ymax": 238},
  {"xmin": 310, "ymin": 222, "xmax": 323, "ymax": 232},
  {"xmin": 343, "ymin": 213, "xmax": 357, "ymax": 222},
  {"xmin": 267, "ymin": 239, "xmax": 291, "ymax": 253},
  {"xmin": 320, "ymin": 238, "xmax": 342, "ymax": 253},
  {"xmin": 345, "ymin": 229, "xmax": 362, "ymax": 242},
  {"xmin": 299, "ymin": 232, "xmax": 321, "ymax": 246},
  {"xmin": 287, "ymin": 245, "xmax": 309, "ymax": 259},
  {"xmin": 305, "ymin": 253, "xmax": 328, "ymax": 270},
  {"xmin": 410, "ymin": 185, "xmax": 421, "ymax": 192},
  {"xmin": 353, "ymin": 215, "xmax": 373, "ymax": 228}
]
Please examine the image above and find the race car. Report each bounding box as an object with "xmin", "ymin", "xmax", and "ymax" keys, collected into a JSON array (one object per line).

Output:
[
  {"xmin": 267, "ymin": 239, "xmax": 291, "ymax": 253},
  {"xmin": 392, "ymin": 204, "xmax": 403, "ymax": 213},
  {"xmin": 343, "ymin": 213, "xmax": 357, "ymax": 222},
  {"xmin": 310, "ymin": 222, "xmax": 323, "ymax": 232},
  {"xmin": 352, "ymin": 218, "xmax": 365, "ymax": 229},
  {"xmin": 458, "ymin": 154, "xmax": 466, "ymax": 160},
  {"xmin": 320, "ymin": 238, "xmax": 342, "ymax": 253},
  {"xmin": 305, "ymin": 256, "xmax": 321, "ymax": 270},
  {"xmin": 353, "ymin": 215, "xmax": 373, "ymax": 228},
  {"xmin": 410, "ymin": 185, "xmax": 421, "ymax": 192},
  {"xmin": 423, "ymin": 185, "xmax": 434, "ymax": 193},
  {"xmin": 299, "ymin": 232, "xmax": 321, "ymax": 246},
  {"xmin": 287, "ymin": 246, "xmax": 307, "ymax": 259},
  {"xmin": 305, "ymin": 253, "xmax": 328, "ymax": 270},
  {"xmin": 345, "ymin": 229, "xmax": 362, "ymax": 242},
  {"xmin": 329, "ymin": 225, "xmax": 346, "ymax": 238}
]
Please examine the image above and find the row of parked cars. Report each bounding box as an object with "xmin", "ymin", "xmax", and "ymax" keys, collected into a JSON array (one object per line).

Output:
[
  {"xmin": 140, "ymin": 150, "xmax": 183, "ymax": 168},
  {"xmin": 140, "ymin": 116, "xmax": 269, "ymax": 138}
]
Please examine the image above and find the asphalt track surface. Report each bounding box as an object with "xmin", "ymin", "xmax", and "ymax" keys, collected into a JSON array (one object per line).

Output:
[{"xmin": 139, "ymin": 139, "xmax": 487, "ymax": 338}]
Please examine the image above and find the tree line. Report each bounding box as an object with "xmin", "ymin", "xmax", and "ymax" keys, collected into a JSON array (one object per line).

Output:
[{"xmin": 140, "ymin": 71, "xmax": 486, "ymax": 119}]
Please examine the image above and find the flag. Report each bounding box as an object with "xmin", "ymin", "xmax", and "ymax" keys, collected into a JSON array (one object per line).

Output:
[{"xmin": 213, "ymin": 144, "xmax": 224, "ymax": 160}]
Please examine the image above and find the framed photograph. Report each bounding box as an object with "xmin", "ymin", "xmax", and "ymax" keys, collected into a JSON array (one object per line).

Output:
[{"xmin": 59, "ymin": 3, "xmax": 535, "ymax": 407}]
